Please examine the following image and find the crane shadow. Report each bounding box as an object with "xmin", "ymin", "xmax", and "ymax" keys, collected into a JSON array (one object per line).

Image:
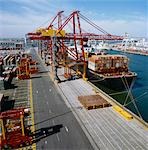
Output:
[
  {"xmin": 9, "ymin": 84, "xmax": 18, "ymax": 89},
  {"xmin": 38, "ymin": 70, "xmax": 50, "ymax": 74},
  {"xmin": 32, "ymin": 110, "xmax": 72, "ymax": 127},
  {"xmin": 31, "ymin": 76, "xmax": 41, "ymax": 79},
  {"xmin": 1, "ymin": 96, "xmax": 15, "ymax": 112},
  {"xmin": 32, "ymin": 124, "xmax": 63, "ymax": 143}
]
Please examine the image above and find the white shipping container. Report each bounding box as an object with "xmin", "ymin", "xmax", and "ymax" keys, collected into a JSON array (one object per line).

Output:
[{"xmin": 88, "ymin": 61, "xmax": 97, "ymax": 71}]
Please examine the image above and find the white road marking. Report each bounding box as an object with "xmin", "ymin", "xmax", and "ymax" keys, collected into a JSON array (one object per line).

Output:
[
  {"xmin": 56, "ymin": 134, "xmax": 60, "ymax": 141},
  {"xmin": 36, "ymin": 90, "xmax": 38, "ymax": 94},
  {"xmin": 46, "ymin": 101, "xmax": 49, "ymax": 105},
  {"xmin": 49, "ymin": 89, "xmax": 52, "ymax": 92},
  {"xmin": 52, "ymin": 120, "xmax": 55, "ymax": 125},
  {"xmin": 52, "ymin": 120, "xmax": 60, "ymax": 142},
  {"xmin": 64, "ymin": 126, "xmax": 69, "ymax": 132},
  {"xmin": 13, "ymin": 88, "xmax": 16, "ymax": 97},
  {"xmin": 43, "ymin": 130, "xmax": 46, "ymax": 136},
  {"xmin": 48, "ymin": 109, "xmax": 52, "ymax": 113},
  {"xmin": 45, "ymin": 141, "xmax": 48, "ymax": 144}
]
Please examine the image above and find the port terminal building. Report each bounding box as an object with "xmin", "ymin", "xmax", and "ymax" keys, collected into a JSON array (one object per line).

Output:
[{"xmin": 0, "ymin": 38, "xmax": 25, "ymax": 51}]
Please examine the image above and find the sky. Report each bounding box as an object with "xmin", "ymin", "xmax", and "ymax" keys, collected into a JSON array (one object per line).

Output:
[{"xmin": 0, "ymin": 0, "xmax": 147, "ymax": 38}]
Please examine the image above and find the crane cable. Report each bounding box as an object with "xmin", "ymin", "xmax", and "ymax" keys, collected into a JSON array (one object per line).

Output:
[
  {"xmin": 121, "ymin": 76, "xmax": 143, "ymax": 119},
  {"xmin": 109, "ymin": 91, "xmax": 128, "ymax": 96},
  {"xmin": 79, "ymin": 13, "xmax": 109, "ymax": 35},
  {"xmin": 124, "ymin": 92, "xmax": 148, "ymax": 107},
  {"xmin": 123, "ymin": 76, "xmax": 135, "ymax": 105},
  {"xmin": 123, "ymin": 76, "xmax": 145, "ymax": 119}
]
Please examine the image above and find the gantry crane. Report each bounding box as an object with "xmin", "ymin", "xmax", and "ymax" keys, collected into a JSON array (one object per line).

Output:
[
  {"xmin": 0, "ymin": 108, "xmax": 32, "ymax": 149},
  {"xmin": 26, "ymin": 11, "xmax": 124, "ymax": 80},
  {"xmin": 17, "ymin": 54, "xmax": 38, "ymax": 80}
]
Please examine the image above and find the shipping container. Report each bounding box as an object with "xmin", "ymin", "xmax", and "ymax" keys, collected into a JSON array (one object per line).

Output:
[{"xmin": 88, "ymin": 54, "xmax": 129, "ymax": 74}]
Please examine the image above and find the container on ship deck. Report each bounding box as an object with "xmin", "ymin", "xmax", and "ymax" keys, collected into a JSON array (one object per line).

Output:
[
  {"xmin": 88, "ymin": 61, "xmax": 97, "ymax": 71},
  {"xmin": 88, "ymin": 55, "xmax": 129, "ymax": 74}
]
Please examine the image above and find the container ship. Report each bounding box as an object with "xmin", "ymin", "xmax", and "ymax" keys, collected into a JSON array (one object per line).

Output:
[
  {"xmin": 87, "ymin": 54, "xmax": 137, "ymax": 91},
  {"xmin": 67, "ymin": 43, "xmax": 137, "ymax": 91}
]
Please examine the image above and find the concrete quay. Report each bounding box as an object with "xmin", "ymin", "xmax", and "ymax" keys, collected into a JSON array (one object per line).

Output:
[{"xmin": 37, "ymin": 50, "xmax": 148, "ymax": 150}]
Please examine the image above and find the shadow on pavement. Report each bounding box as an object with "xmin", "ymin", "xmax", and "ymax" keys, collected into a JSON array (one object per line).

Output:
[
  {"xmin": 1, "ymin": 96, "xmax": 15, "ymax": 111},
  {"xmin": 9, "ymin": 84, "xmax": 18, "ymax": 89},
  {"xmin": 33, "ymin": 124, "xmax": 63, "ymax": 143},
  {"xmin": 38, "ymin": 71, "xmax": 50, "ymax": 74},
  {"xmin": 32, "ymin": 111, "xmax": 72, "ymax": 127},
  {"xmin": 31, "ymin": 76, "xmax": 41, "ymax": 79}
]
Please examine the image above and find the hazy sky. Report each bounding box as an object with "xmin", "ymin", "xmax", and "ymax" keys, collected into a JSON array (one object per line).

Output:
[{"xmin": 0, "ymin": 0, "xmax": 147, "ymax": 38}]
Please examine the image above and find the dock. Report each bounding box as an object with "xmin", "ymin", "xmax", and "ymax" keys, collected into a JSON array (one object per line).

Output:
[
  {"xmin": 59, "ymin": 77, "xmax": 148, "ymax": 150},
  {"xmin": 44, "ymin": 59, "xmax": 148, "ymax": 150},
  {"xmin": 111, "ymin": 47, "xmax": 148, "ymax": 56},
  {"xmin": 1, "ymin": 7, "xmax": 147, "ymax": 149},
  {"xmin": 0, "ymin": 71, "xmax": 36, "ymax": 149},
  {"xmin": 0, "ymin": 49, "xmax": 148, "ymax": 149}
]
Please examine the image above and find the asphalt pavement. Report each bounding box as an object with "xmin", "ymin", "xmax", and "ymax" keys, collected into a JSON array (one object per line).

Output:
[{"xmin": 31, "ymin": 50, "xmax": 93, "ymax": 150}]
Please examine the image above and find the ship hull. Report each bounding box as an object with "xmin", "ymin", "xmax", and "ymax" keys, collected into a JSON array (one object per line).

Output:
[{"xmin": 87, "ymin": 70, "xmax": 137, "ymax": 91}]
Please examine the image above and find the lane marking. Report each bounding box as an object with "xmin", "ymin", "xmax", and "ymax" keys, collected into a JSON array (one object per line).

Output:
[
  {"xmin": 13, "ymin": 88, "xmax": 17, "ymax": 98},
  {"xmin": 46, "ymin": 101, "xmax": 49, "ymax": 105},
  {"xmin": 65, "ymin": 126, "xmax": 69, "ymax": 132},
  {"xmin": 48, "ymin": 109, "xmax": 52, "ymax": 113},
  {"xmin": 36, "ymin": 51, "xmax": 61, "ymax": 143},
  {"xmin": 45, "ymin": 141, "xmax": 48, "ymax": 144},
  {"xmin": 56, "ymin": 134, "xmax": 60, "ymax": 142},
  {"xmin": 52, "ymin": 120, "xmax": 60, "ymax": 142},
  {"xmin": 52, "ymin": 120, "xmax": 55, "ymax": 125},
  {"xmin": 36, "ymin": 90, "xmax": 38, "ymax": 94},
  {"xmin": 30, "ymin": 80, "xmax": 36, "ymax": 150},
  {"xmin": 49, "ymin": 89, "xmax": 52, "ymax": 92}
]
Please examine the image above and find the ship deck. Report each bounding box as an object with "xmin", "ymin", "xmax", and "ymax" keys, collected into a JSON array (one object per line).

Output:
[{"xmin": 46, "ymin": 65, "xmax": 148, "ymax": 150}]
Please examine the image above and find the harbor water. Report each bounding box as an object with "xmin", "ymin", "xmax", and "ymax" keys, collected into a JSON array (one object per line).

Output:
[{"xmin": 91, "ymin": 50, "xmax": 148, "ymax": 122}]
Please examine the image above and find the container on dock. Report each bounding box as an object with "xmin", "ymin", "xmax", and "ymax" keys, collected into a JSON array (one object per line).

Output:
[
  {"xmin": 3, "ymin": 76, "xmax": 11, "ymax": 89},
  {"xmin": 1, "ymin": 68, "xmax": 13, "ymax": 89},
  {"xmin": 0, "ymin": 94, "xmax": 4, "ymax": 112},
  {"xmin": 78, "ymin": 95, "xmax": 111, "ymax": 110},
  {"xmin": 0, "ymin": 77, "xmax": 4, "ymax": 90},
  {"xmin": 12, "ymin": 67, "xmax": 17, "ymax": 77},
  {"xmin": 0, "ymin": 62, "xmax": 3, "ymax": 76},
  {"xmin": 3, "ymin": 55, "xmax": 10, "ymax": 66}
]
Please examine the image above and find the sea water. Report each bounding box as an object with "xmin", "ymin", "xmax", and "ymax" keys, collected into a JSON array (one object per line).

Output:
[{"xmin": 93, "ymin": 50, "xmax": 148, "ymax": 122}]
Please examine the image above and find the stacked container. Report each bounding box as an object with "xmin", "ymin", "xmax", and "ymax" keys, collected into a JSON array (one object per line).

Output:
[{"xmin": 88, "ymin": 55, "xmax": 129, "ymax": 74}]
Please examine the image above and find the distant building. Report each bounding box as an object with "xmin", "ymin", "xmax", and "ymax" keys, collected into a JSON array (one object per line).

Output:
[
  {"xmin": 25, "ymin": 35, "xmax": 38, "ymax": 47},
  {"xmin": 0, "ymin": 38, "xmax": 25, "ymax": 51}
]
